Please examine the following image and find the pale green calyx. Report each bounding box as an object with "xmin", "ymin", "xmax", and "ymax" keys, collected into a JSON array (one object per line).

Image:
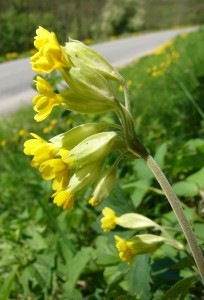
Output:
[
  {"xmin": 61, "ymin": 89, "xmax": 115, "ymax": 114},
  {"xmin": 117, "ymin": 213, "xmax": 161, "ymax": 230},
  {"xmin": 63, "ymin": 132, "xmax": 117, "ymax": 167},
  {"xmin": 64, "ymin": 39, "xmax": 121, "ymax": 82},
  {"xmin": 128, "ymin": 234, "xmax": 166, "ymax": 255},
  {"xmin": 62, "ymin": 57, "xmax": 117, "ymax": 103},
  {"xmin": 49, "ymin": 123, "xmax": 112, "ymax": 149}
]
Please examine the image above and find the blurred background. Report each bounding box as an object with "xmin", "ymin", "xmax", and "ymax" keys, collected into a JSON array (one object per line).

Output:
[{"xmin": 0, "ymin": 0, "xmax": 204, "ymax": 56}]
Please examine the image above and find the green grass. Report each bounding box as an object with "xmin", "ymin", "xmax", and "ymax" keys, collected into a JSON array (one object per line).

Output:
[{"xmin": 0, "ymin": 28, "xmax": 204, "ymax": 299}]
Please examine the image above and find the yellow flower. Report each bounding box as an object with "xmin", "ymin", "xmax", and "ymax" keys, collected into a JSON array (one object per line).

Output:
[
  {"xmin": 115, "ymin": 235, "xmax": 136, "ymax": 264},
  {"xmin": 101, "ymin": 207, "xmax": 118, "ymax": 232},
  {"xmin": 39, "ymin": 158, "xmax": 70, "ymax": 191},
  {"xmin": 31, "ymin": 26, "xmax": 68, "ymax": 73},
  {"xmin": 24, "ymin": 133, "xmax": 58, "ymax": 168},
  {"xmin": 115, "ymin": 234, "xmax": 166, "ymax": 264},
  {"xmin": 33, "ymin": 76, "xmax": 63, "ymax": 122},
  {"xmin": 52, "ymin": 189, "xmax": 74, "ymax": 210}
]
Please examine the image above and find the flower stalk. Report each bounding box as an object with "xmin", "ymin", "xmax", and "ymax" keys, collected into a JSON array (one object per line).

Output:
[{"xmin": 144, "ymin": 154, "xmax": 204, "ymax": 284}]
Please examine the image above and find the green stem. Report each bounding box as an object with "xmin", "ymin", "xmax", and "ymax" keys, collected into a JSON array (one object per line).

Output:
[
  {"xmin": 117, "ymin": 74, "xmax": 131, "ymax": 113},
  {"xmin": 145, "ymin": 154, "xmax": 204, "ymax": 284}
]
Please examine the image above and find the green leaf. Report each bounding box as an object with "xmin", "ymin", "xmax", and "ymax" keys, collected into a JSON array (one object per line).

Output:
[
  {"xmin": 126, "ymin": 255, "xmax": 152, "ymax": 299},
  {"xmin": 95, "ymin": 236, "xmax": 120, "ymax": 266},
  {"xmin": 131, "ymin": 179, "xmax": 151, "ymax": 208},
  {"xmin": 154, "ymin": 142, "xmax": 168, "ymax": 169},
  {"xmin": 133, "ymin": 158, "xmax": 153, "ymax": 180},
  {"xmin": 104, "ymin": 265, "xmax": 124, "ymax": 286},
  {"xmin": 187, "ymin": 167, "xmax": 204, "ymax": 188},
  {"xmin": 65, "ymin": 247, "xmax": 92, "ymax": 290},
  {"xmin": 0, "ymin": 267, "xmax": 17, "ymax": 300},
  {"xmin": 172, "ymin": 181, "xmax": 198, "ymax": 197},
  {"xmin": 25, "ymin": 228, "xmax": 47, "ymax": 251},
  {"xmin": 161, "ymin": 274, "xmax": 199, "ymax": 300}
]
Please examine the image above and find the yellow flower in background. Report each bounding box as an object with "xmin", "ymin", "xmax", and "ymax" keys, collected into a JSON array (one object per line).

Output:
[
  {"xmin": 5, "ymin": 52, "xmax": 18, "ymax": 59},
  {"xmin": 101, "ymin": 207, "xmax": 118, "ymax": 232},
  {"xmin": 43, "ymin": 119, "xmax": 58, "ymax": 133},
  {"xmin": 52, "ymin": 189, "xmax": 74, "ymax": 211},
  {"xmin": 31, "ymin": 26, "xmax": 68, "ymax": 73},
  {"xmin": 1, "ymin": 140, "xmax": 7, "ymax": 147},
  {"xmin": 33, "ymin": 76, "xmax": 63, "ymax": 122},
  {"xmin": 18, "ymin": 129, "xmax": 27, "ymax": 137},
  {"xmin": 83, "ymin": 38, "xmax": 93, "ymax": 45}
]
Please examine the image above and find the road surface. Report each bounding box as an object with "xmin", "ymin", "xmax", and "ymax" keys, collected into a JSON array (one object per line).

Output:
[{"xmin": 0, "ymin": 27, "xmax": 195, "ymax": 116}]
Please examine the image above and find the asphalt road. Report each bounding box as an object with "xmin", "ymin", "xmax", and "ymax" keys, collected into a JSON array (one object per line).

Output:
[{"xmin": 0, "ymin": 27, "xmax": 195, "ymax": 116}]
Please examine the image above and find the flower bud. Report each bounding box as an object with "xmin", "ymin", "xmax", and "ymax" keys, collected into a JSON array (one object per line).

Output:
[
  {"xmin": 68, "ymin": 160, "xmax": 104, "ymax": 194},
  {"xmin": 89, "ymin": 163, "xmax": 117, "ymax": 207},
  {"xmin": 64, "ymin": 39, "xmax": 121, "ymax": 82}
]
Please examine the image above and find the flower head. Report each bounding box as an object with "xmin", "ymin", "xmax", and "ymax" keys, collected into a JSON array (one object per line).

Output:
[
  {"xmin": 33, "ymin": 76, "xmax": 63, "ymax": 121},
  {"xmin": 101, "ymin": 207, "xmax": 118, "ymax": 232},
  {"xmin": 31, "ymin": 26, "xmax": 68, "ymax": 73}
]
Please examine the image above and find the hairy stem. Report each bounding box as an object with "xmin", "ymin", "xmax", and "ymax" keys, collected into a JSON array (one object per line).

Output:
[{"xmin": 145, "ymin": 154, "xmax": 204, "ymax": 284}]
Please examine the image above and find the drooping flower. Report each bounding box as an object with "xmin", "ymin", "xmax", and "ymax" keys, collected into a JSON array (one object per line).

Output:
[
  {"xmin": 101, "ymin": 207, "xmax": 118, "ymax": 232},
  {"xmin": 115, "ymin": 234, "xmax": 166, "ymax": 264},
  {"xmin": 31, "ymin": 26, "xmax": 68, "ymax": 73},
  {"xmin": 115, "ymin": 235, "xmax": 136, "ymax": 264},
  {"xmin": 33, "ymin": 76, "xmax": 63, "ymax": 122}
]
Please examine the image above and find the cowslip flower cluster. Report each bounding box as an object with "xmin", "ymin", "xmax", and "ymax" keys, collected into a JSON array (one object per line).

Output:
[
  {"xmin": 24, "ymin": 26, "xmax": 149, "ymax": 211},
  {"xmin": 101, "ymin": 207, "xmax": 184, "ymax": 263}
]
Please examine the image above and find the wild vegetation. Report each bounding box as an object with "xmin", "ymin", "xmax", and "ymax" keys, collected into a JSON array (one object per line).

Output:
[
  {"xmin": 0, "ymin": 27, "xmax": 204, "ymax": 299},
  {"xmin": 0, "ymin": 0, "xmax": 204, "ymax": 56}
]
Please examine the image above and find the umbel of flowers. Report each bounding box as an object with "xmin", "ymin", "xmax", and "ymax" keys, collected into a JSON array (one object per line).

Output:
[
  {"xmin": 24, "ymin": 27, "xmax": 196, "ymax": 268},
  {"xmin": 24, "ymin": 26, "xmax": 148, "ymax": 211}
]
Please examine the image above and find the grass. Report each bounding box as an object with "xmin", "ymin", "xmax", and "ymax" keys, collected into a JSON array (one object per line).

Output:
[{"xmin": 0, "ymin": 28, "xmax": 204, "ymax": 299}]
